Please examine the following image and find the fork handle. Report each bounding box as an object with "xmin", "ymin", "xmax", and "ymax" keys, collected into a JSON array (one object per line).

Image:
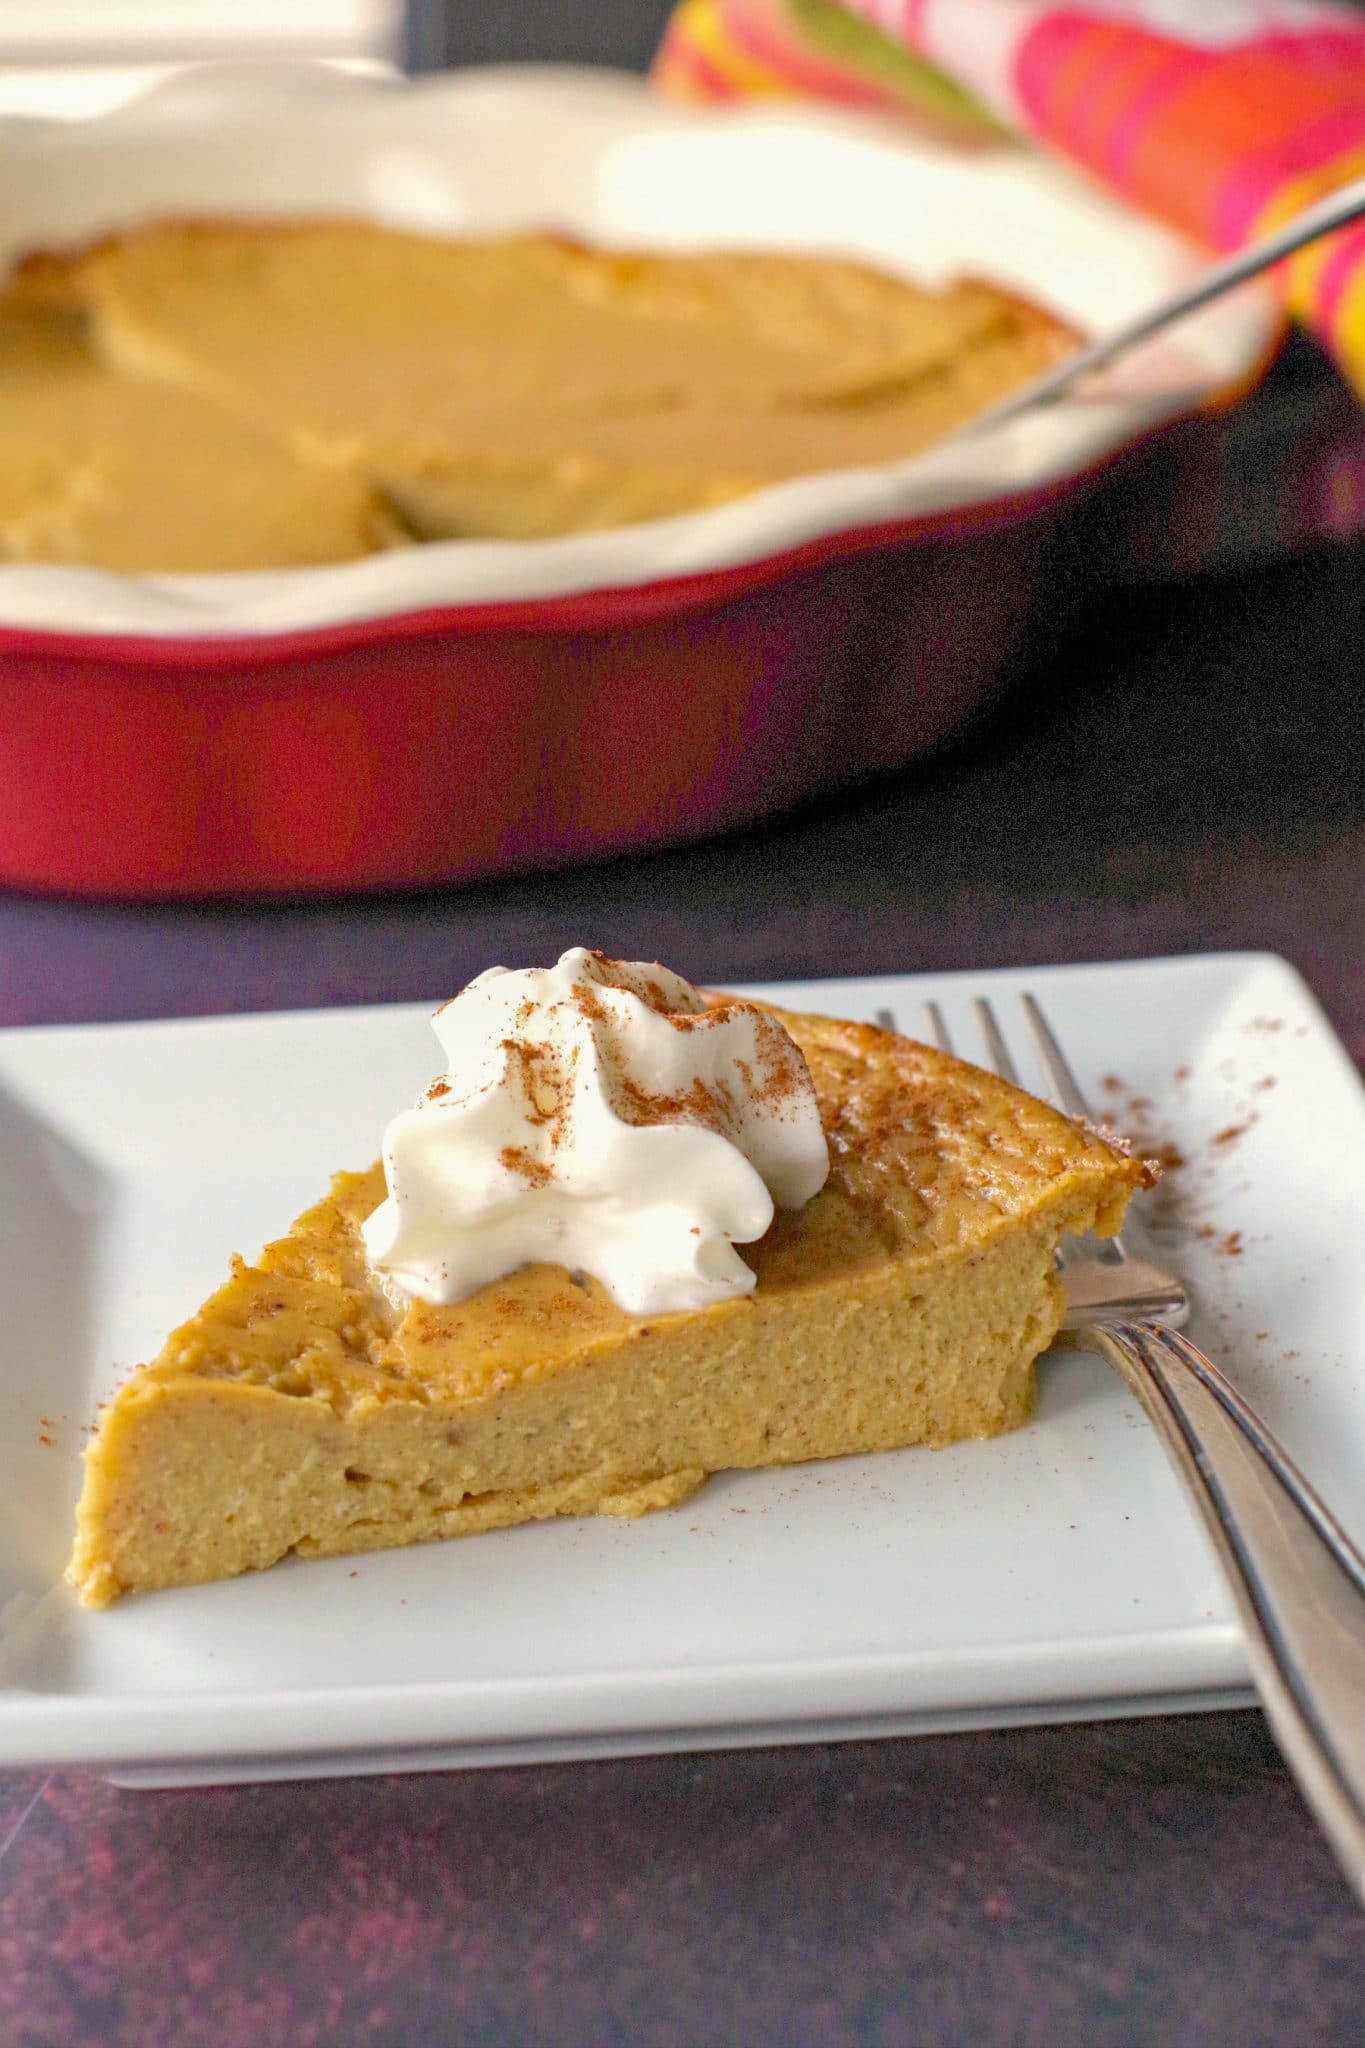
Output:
[{"xmin": 1080, "ymin": 1320, "xmax": 1365, "ymax": 1905}]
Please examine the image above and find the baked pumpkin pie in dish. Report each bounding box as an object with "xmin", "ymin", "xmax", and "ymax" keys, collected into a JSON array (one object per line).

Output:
[
  {"xmin": 11, "ymin": 218, "xmax": 1075, "ymax": 562},
  {"xmin": 69, "ymin": 953, "xmax": 1148, "ymax": 1607}
]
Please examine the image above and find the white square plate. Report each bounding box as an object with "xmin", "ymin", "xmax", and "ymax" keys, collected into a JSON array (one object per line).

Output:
[{"xmin": 1, "ymin": 952, "xmax": 1360, "ymax": 1785}]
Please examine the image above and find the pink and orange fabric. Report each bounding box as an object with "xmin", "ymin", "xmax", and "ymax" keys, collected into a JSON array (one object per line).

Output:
[{"xmin": 655, "ymin": 0, "xmax": 1365, "ymax": 392}]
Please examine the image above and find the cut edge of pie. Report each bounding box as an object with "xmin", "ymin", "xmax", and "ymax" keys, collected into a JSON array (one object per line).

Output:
[{"xmin": 68, "ymin": 1009, "xmax": 1150, "ymax": 1607}]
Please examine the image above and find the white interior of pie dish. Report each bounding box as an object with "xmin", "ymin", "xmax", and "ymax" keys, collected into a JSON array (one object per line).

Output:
[{"xmin": 0, "ymin": 64, "xmax": 1281, "ymax": 640}]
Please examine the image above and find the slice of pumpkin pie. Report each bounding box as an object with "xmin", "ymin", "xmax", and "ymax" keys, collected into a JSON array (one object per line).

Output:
[{"xmin": 69, "ymin": 951, "xmax": 1148, "ymax": 1606}]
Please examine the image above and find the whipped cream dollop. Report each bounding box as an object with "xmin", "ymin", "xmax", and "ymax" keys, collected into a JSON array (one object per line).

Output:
[{"xmin": 361, "ymin": 947, "xmax": 829, "ymax": 1316}]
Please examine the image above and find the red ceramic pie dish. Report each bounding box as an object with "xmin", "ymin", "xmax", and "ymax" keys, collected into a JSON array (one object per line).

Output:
[
  {"xmin": 0, "ymin": 68, "xmax": 1281, "ymax": 898},
  {"xmin": 0, "ymin": 501, "xmax": 1079, "ymax": 898}
]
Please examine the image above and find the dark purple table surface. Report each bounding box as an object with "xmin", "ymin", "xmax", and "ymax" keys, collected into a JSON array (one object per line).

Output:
[{"xmin": 2, "ymin": 535, "xmax": 1362, "ymax": 2044}]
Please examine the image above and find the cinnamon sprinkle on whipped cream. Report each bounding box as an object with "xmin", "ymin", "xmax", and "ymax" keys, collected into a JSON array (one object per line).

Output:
[{"xmin": 362, "ymin": 948, "xmax": 829, "ymax": 1314}]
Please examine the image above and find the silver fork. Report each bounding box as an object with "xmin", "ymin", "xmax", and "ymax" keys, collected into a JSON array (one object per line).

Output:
[{"xmin": 875, "ymin": 994, "xmax": 1365, "ymax": 1905}]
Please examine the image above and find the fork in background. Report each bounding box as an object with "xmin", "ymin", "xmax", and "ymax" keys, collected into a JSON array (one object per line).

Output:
[{"xmin": 874, "ymin": 992, "xmax": 1365, "ymax": 1905}]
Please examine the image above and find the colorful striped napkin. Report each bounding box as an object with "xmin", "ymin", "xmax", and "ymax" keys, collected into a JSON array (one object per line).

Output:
[{"xmin": 654, "ymin": 0, "xmax": 1365, "ymax": 392}]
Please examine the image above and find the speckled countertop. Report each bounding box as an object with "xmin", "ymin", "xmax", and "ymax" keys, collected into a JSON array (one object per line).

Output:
[
  {"xmin": 1, "ymin": 1715, "xmax": 1360, "ymax": 2047},
  {"xmin": 1, "ymin": 528, "xmax": 1362, "ymax": 2043}
]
